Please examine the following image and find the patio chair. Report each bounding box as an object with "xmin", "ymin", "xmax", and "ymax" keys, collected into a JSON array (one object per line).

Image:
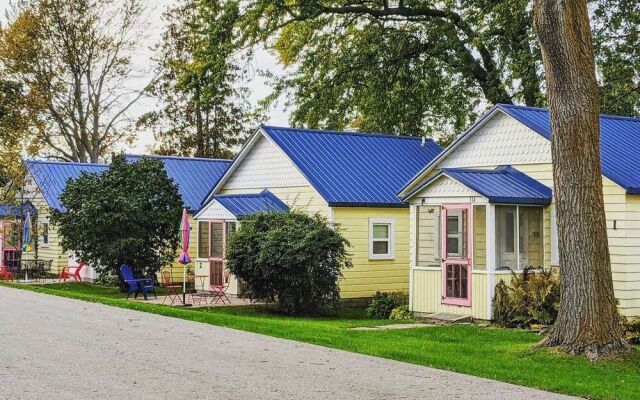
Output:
[
  {"xmin": 208, "ymin": 271, "xmax": 231, "ymax": 305},
  {"xmin": 160, "ymin": 269, "xmax": 182, "ymax": 305},
  {"xmin": 120, "ymin": 264, "xmax": 156, "ymax": 300},
  {"xmin": 59, "ymin": 263, "xmax": 86, "ymax": 283},
  {"xmin": 0, "ymin": 265, "xmax": 13, "ymax": 281}
]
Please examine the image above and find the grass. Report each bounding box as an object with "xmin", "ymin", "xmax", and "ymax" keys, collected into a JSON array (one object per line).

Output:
[{"xmin": 3, "ymin": 281, "xmax": 640, "ymax": 399}]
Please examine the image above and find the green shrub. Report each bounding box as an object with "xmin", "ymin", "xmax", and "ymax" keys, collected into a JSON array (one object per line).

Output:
[
  {"xmin": 226, "ymin": 211, "xmax": 352, "ymax": 315},
  {"xmin": 389, "ymin": 304, "xmax": 413, "ymax": 320},
  {"xmin": 492, "ymin": 267, "xmax": 560, "ymax": 328},
  {"xmin": 367, "ymin": 291, "xmax": 408, "ymax": 319},
  {"xmin": 624, "ymin": 317, "xmax": 640, "ymax": 344}
]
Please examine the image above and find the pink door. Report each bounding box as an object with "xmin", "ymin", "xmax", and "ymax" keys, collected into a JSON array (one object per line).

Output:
[
  {"xmin": 208, "ymin": 221, "xmax": 225, "ymax": 286},
  {"xmin": 441, "ymin": 204, "xmax": 472, "ymax": 307}
]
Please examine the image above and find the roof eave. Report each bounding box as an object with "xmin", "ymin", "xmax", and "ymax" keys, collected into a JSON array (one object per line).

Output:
[{"xmin": 328, "ymin": 201, "xmax": 409, "ymax": 208}]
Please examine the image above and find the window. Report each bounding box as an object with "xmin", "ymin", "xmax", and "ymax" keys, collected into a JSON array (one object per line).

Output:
[
  {"xmin": 197, "ymin": 221, "xmax": 209, "ymax": 259},
  {"xmin": 41, "ymin": 223, "xmax": 49, "ymax": 245},
  {"xmin": 369, "ymin": 218, "xmax": 395, "ymax": 259},
  {"xmin": 446, "ymin": 210, "xmax": 464, "ymax": 257},
  {"xmin": 495, "ymin": 205, "xmax": 543, "ymax": 270},
  {"xmin": 225, "ymin": 221, "xmax": 237, "ymax": 238}
]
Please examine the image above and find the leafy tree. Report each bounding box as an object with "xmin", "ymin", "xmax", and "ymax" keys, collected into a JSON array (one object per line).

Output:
[
  {"xmin": 52, "ymin": 155, "xmax": 183, "ymax": 285},
  {"xmin": 139, "ymin": 0, "xmax": 252, "ymax": 158},
  {"xmin": 236, "ymin": 0, "xmax": 640, "ymax": 139},
  {"xmin": 534, "ymin": 0, "xmax": 629, "ymax": 359},
  {"xmin": 226, "ymin": 211, "xmax": 352, "ymax": 315},
  {"xmin": 0, "ymin": 0, "xmax": 148, "ymax": 162},
  {"xmin": 0, "ymin": 79, "xmax": 32, "ymax": 202}
]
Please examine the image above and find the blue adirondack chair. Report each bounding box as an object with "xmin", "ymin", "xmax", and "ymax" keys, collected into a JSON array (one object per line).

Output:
[{"xmin": 120, "ymin": 264, "xmax": 156, "ymax": 300}]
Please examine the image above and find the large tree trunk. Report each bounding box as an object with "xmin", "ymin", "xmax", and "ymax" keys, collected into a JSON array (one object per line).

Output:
[{"xmin": 533, "ymin": 0, "xmax": 628, "ymax": 360}]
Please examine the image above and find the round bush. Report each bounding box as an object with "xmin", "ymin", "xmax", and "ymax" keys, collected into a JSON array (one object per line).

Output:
[{"xmin": 226, "ymin": 211, "xmax": 352, "ymax": 315}]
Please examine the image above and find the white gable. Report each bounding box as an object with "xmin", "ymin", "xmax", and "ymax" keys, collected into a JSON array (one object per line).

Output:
[
  {"xmin": 440, "ymin": 112, "xmax": 551, "ymax": 169},
  {"xmin": 195, "ymin": 199, "xmax": 235, "ymax": 220},
  {"xmin": 224, "ymin": 134, "xmax": 309, "ymax": 190},
  {"xmin": 413, "ymin": 175, "xmax": 481, "ymax": 199}
]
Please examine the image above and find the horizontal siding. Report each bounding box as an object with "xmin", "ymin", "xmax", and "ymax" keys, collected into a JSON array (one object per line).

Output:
[
  {"xmin": 411, "ymin": 269, "xmax": 488, "ymax": 319},
  {"xmin": 333, "ymin": 207, "xmax": 410, "ymax": 299}
]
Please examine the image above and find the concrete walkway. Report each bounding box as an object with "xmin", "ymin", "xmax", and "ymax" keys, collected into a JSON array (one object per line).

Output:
[{"xmin": 0, "ymin": 286, "xmax": 576, "ymax": 400}]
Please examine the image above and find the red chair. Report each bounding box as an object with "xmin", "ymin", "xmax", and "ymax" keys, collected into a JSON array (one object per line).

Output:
[
  {"xmin": 160, "ymin": 269, "xmax": 182, "ymax": 305},
  {"xmin": 59, "ymin": 263, "xmax": 86, "ymax": 282},
  {"xmin": 209, "ymin": 271, "xmax": 231, "ymax": 305},
  {"xmin": 0, "ymin": 265, "xmax": 13, "ymax": 281}
]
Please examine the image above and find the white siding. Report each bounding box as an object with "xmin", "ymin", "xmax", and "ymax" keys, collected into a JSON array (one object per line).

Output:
[
  {"xmin": 196, "ymin": 199, "xmax": 235, "ymax": 220},
  {"xmin": 440, "ymin": 112, "xmax": 551, "ymax": 169},
  {"xmin": 225, "ymin": 135, "xmax": 310, "ymax": 190},
  {"xmin": 413, "ymin": 175, "xmax": 481, "ymax": 199}
]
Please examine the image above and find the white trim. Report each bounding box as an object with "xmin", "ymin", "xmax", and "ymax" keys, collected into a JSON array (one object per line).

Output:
[
  {"xmin": 368, "ymin": 218, "xmax": 395, "ymax": 260},
  {"xmin": 486, "ymin": 204, "xmax": 496, "ymax": 320},
  {"xmin": 411, "ymin": 265, "xmax": 441, "ymax": 271},
  {"xmin": 329, "ymin": 207, "xmax": 335, "ymax": 225}
]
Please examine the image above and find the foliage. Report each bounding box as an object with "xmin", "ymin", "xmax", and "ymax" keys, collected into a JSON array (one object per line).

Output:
[
  {"xmin": 139, "ymin": 0, "xmax": 255, "ymax": 158},
  {"xmin": 389, "ymin": 304, "xmax": 413, "ymax": 321},
  {"xmin": 624, "ymin": 317, "xmax": 640, "ymax": 345},
  {"xmin": 0, "ymin": 0, "xmax": 147, "ymax": 162},
  {"xmin": 492, "ymin": 267, "xmax": 560, "ymax": 328},
  {"xmin": 51, "ymin": 155, "xmax": 183, "ymax": 285},
  {"xmin": 366, "ymin": 291, "xmax": 409, "ymax": 319},
  {"xmin": 226, "ymin": 211, "xmax": 352, "ymax": 315},
  {"xmin": 0, "ymin": 79, "xmax": 32, "ymax": 202},
  {"xmin": 236, "ymin": 1, "xmax": 640, "ymax": 142}
]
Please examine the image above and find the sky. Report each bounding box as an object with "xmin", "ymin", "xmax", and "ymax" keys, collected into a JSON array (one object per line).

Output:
[{"xmin": 0, "ymin": 0, "xmax": 290, "ymax": 154}]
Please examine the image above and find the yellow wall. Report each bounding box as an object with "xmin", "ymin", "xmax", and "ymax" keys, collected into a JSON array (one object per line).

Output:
[
  {"xmin": 333, "ymin": 207, "xmax": 410, "ymax": 298},
  {"xmin": 21, "ymin": 190, "xmax": 69, "ymax": 274}
]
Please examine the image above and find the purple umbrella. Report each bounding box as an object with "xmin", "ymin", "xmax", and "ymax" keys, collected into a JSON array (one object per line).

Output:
[{"xmin": 178, "ymin": 209, "xmax": 191, "ymax": 305}]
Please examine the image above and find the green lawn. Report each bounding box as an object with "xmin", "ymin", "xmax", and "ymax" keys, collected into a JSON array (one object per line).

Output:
[{"xmin": 3, "ymin": 282, "xmax": 640, "ymax": 399}]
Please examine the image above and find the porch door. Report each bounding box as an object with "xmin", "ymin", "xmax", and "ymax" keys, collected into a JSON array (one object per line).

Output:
[
  {"xmin": 441, "ymin": 204, "xmax": 472, "ymax": 306},
  {"xmin": 208, "ymin": 221, "xmax": 225, "ymax": 286}
]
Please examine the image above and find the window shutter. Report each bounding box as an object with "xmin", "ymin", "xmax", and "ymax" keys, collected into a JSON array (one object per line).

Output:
[{"xmin": 550, "ymin": 208, "xmax": 559, "ymax": 265}]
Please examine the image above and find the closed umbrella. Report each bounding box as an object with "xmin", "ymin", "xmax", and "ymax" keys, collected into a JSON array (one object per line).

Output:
[
  {"xmin": 21, "ymin": 212, "xmax": 32, "ymax": 281},
  {"xmin": 178, "ymin": 209, "xmax": 192, "ymax": 305}
]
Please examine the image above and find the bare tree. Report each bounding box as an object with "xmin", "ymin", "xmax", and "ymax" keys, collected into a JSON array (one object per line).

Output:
[
  {"xmin": 534, "ymin": 0, "xmax": 629, "ymax": 360},
  {"xmin": 0, "ymin": 0, "xmax": 149, "ymax": 162}
]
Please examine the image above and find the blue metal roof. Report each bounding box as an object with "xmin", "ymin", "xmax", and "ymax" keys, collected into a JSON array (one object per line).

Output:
[
  {"xmin": 25, "ymin": 161, "xmax": 109, "ymax": 211},
  {"xmin": 497, "ymin": 104, "xmax": 640, "ymax": 194},
  {"xmin": 125, "ymin": 155, "xmax": 232, "ymax": 212},
  {"xmin": 261, "ymin": 126, "xmax": 443, "ymax": 207},
  {"xmin": 213, "ymin": 190, "xmax": 289, "ymax": 219},
  {"xmin": 436, "ymin": 166, "xmax": 552, "ymax": 205}
]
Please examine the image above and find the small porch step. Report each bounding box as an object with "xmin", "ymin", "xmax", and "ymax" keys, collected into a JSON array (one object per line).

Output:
[{"xmin": 421, "ymin": 312, "xmax": 472, "ymax": 323}]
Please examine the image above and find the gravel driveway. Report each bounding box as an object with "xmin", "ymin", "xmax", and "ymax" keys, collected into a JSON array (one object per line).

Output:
[{"xmin": 0, "ymin": 286, "xmax": 576, "ymax": 400}]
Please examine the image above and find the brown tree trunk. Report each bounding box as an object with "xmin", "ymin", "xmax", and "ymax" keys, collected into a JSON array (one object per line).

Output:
[{"xmin": 534, "ymin": 0, "xmax": 629, "ymax": 360}]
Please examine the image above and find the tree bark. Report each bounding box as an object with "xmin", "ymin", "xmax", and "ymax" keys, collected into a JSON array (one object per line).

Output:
[{"xmin": 533, "ymin": 0, "xmax": 629, "ymax": 360}]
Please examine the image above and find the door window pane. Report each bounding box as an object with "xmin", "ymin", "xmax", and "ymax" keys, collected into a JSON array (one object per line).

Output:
[
  {"xmin": 445, "ymin": 264, "xmax": 468, "ymax": 299},
  {"xmin": 210, "ymin": 223, "xmax": 224, "ymax": 258},
  {"xmin": 445, "ymin": 210, "xmax": 466, "ymax": 258}
]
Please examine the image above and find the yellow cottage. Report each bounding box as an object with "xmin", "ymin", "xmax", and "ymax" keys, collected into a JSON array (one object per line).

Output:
[
  {"xmin": 399, "ymin": 104, "xmax": 640, "ymax": 319},
  {"xmin": 195, "ymin": 126, "xmax": 442, "ymax": 300},
  {"xmin": 20, "ymin": 156, "xmax": 232, "ymax": 281}
]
